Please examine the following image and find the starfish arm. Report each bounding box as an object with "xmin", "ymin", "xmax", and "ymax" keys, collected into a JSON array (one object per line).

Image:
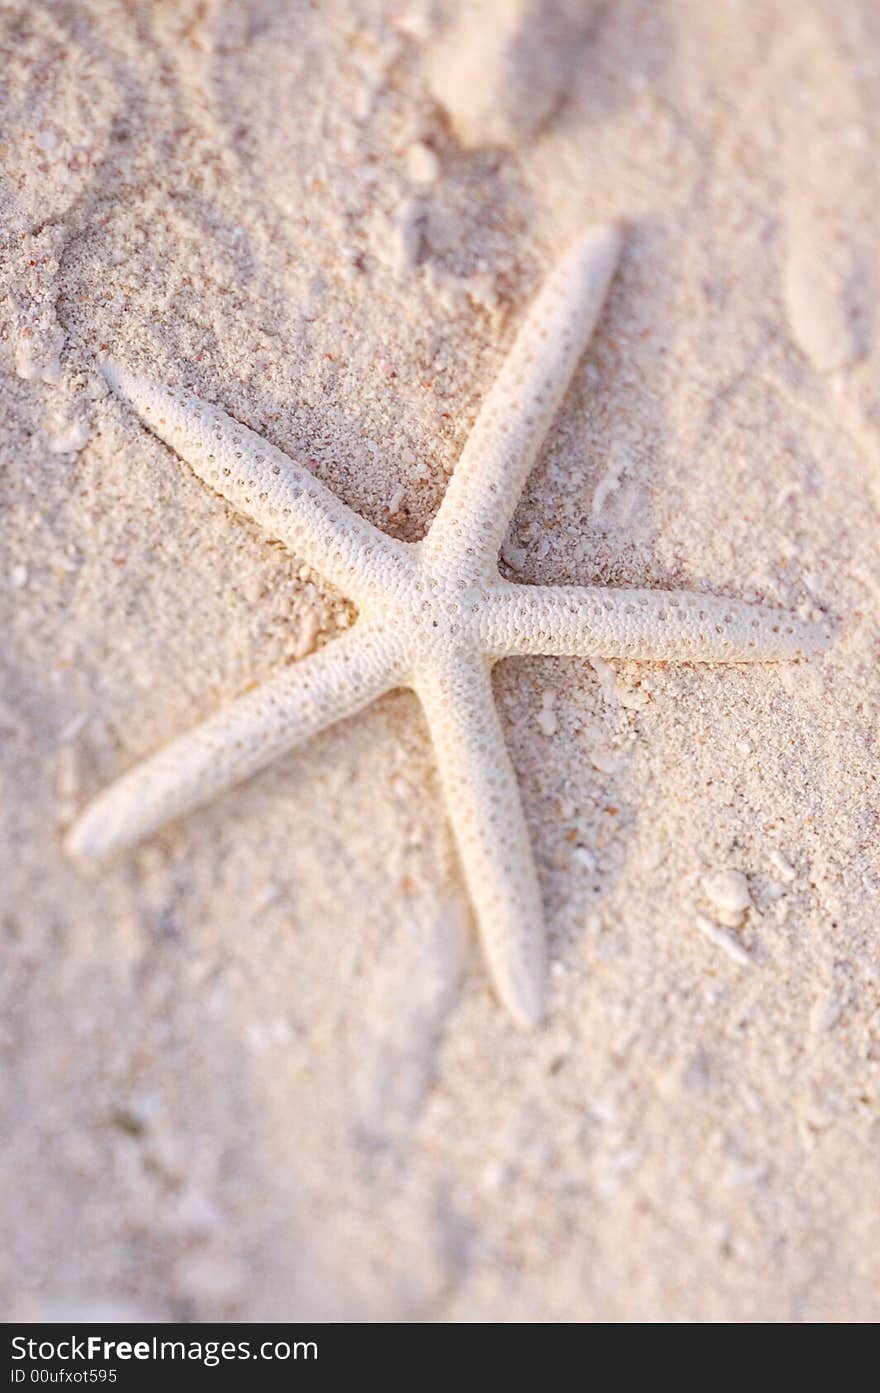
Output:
[
  {"xmin": 423, "ymin": 223, "xmax": 621, "ymax": 583},
  {"xmin": 416, "ymin": 650, "xmax": 546, "ymax": 1028},
  {"xmin": 102, "ymin": 362, "xmax": 416, "ymax": 605},
  {"xmin": 480, "ymin": 582, "xmax": 831, "ymax": 662},
  {"xmin": 65, "ymin": 622, "xmax": 407, "ymax": 863}
]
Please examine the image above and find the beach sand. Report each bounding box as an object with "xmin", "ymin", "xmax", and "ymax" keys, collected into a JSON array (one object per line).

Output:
[{"xmin": 2, "ymin": 0, "xmax": 879, "ymax": 1321}]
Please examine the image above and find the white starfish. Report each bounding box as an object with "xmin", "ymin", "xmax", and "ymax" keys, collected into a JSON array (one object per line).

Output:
[{"xmin": 65, "ymin": 224, "xmax": 828, "ymax": 1026}]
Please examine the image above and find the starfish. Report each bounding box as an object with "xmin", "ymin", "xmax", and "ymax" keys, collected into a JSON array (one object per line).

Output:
[{"xmin": 65, "ymin": 224, "xmax": 827, "ymax": 1026}]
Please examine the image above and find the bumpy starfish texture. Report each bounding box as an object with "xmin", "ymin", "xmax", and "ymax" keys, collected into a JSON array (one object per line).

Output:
[{"xmin": 66, "ymin": 224, "xmax": 828, "ymax": 1026}]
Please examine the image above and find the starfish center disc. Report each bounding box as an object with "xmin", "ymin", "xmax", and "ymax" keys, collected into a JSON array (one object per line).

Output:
[{"xmin": 375, "ymin": 568, "xmax": 487, "ymax": 655}]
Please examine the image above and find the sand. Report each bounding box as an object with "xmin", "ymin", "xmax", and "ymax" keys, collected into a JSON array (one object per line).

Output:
[{"xmin": 2, "ymin": 0, "xmax": 879, "ymax": 1322}]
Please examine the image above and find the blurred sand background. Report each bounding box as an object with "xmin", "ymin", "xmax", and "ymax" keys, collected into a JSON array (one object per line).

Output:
[{"xmin": 2, "ymin": 0, "xmax": 879, "ymax": 1321}]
